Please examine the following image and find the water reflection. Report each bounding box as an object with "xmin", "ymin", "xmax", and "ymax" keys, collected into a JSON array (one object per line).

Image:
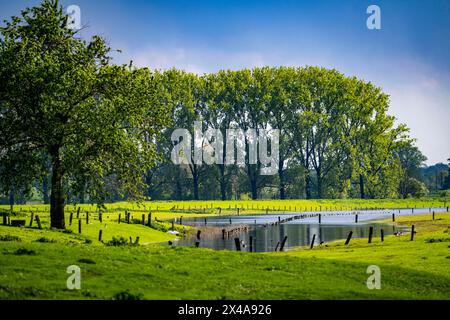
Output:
[
  {"xmin": 173, "ymin": 208, "xmax": 422, "ymax": 252},
  {"xmin": 175, "ymin": 221, "xmax": 407, "ymax": 252}
]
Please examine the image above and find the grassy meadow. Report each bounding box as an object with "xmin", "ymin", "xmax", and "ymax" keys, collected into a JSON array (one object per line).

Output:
[{"xmin": 0, "ymin": 199, "xmax": 449, "ymax": 299}]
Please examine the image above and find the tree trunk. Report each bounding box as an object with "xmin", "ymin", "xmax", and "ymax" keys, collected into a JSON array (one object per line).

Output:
[
  {"xmin": 278, "ymin": 165, "xmax": 285, "ymax": 200},
  {"xmin": 219, "ymin": 164, "xmax": 227, "ymax": 200},
  {"xmin": 79, "ymin": 188, "xmax": 85, "ymax": 204},
  {"xmin": 250, "ymin": 178, "xmax": 257, "ymax": 200},
  {"xmin": 316, "ymin": 168, "xmax": 322, "ymax": 199},
  {"xmin": 9, "ymin": 191, "xmax": 14, "ymax": 212},
  {"xmin": 50, "ymin": 154, "xmax": 65, "ymax": 229},
  {"xmin": 193, "ymin": 167, "xmax": 199, "ymax": 200},
  {"xmin": 175, "ymin": 179, "xmax": 182, "ymax": 200},
  {"xmin": 42, "ymin": 175, "xmax": 49, "ymax": 204},
  {"xmin": 305, "ymin": 172, "xmax": 312, "ymax": 199},
  {"xmin": 359, "ymin": 173, "xmax": 365, "ymax": 199}
]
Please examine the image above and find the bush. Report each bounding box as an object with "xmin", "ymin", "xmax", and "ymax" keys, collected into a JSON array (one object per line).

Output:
[
  {"xmin": 113, "ymin": 290, "xmax": 143, "ymax": 300},
  {"xmin": 440, "ymin": 189, "xmax": 450, "ymax": 197},
  {"xmin": 14, "ymin": 248, "xmax": 36, "ymax": 255},
  {"xmin": 34, "ymin": 237, "xmax": 56, "ymax": 243},
  {"xmin": 106, "ymin": 236, "xmax": 129, "ymax": 246},
  {"xmin": 78, "ymin": 258, "xmax": 96, "ymax": 264},
  {"xmin": 0, "ymin": 235, "xmax": 21, "ymax": 242}
]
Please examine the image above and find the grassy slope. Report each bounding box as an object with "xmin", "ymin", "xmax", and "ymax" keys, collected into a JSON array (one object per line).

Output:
[{"xmin": 0, "ymin": 204, "xmax": 449, "ymax": 300}]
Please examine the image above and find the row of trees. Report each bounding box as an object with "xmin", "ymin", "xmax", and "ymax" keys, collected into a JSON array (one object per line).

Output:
[
  {"xmin": 0, "ymin": 1, "xmax": 437, "ymax": 228},
  {"xmin": 147, "ymin": 67, "xmax": 424, "ymax": 201}
]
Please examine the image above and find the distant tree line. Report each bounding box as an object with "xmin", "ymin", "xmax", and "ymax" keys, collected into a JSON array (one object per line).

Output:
[{"xmin": 145, "ymin": 68, "xmax": 439, "ymax": 201}]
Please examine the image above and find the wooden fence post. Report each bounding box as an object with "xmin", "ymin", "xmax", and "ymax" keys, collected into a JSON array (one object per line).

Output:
[
  {"xmin": 222, "ymin": 229, "xmax": 226, "ymax": 240},
  {"xmin": 432, "ymin": 211, "xmax": 435, "ymax": 220},
  {"xmin": 345, "ymin": 231, "xmax": 353, "ymax": 245},
  {"xmin": 86, "ymin": 212, "xmax": 89, "ymax": 224},
  {"xmin": 99, "ymin": 212, "xmax": 103, "ymax": 223},
  {"xmin": 234, "ymin": 238, "xmax": 241, "ymax": 251},
  {"xmin": 142, "ymin": 214, "xmax": 145, "ymax": 225},
  {"xmin": 355, "ymin": 214, "xmax": 358, "ymax": 223},
  {"xmin": 76, "ymin": 207, "xmax": 80, "ymax": 219},
  {"xmin": 118, "ymin": 213, "xmax": 121, "ymax": 224},
  {"xmin": 78, "ymin": 219, "xmax": 81, "ymax": 234},
  {"xmin": 35, "ymin": 215, "xmax": 42, "ymax": 229},
  {"xmin": 29, "ymin": 212, "xmax": 34, "ymax": 227},
  {"xmin": 2, "ymin": 211, "xmax": 6, "ymax": 225},
  {"xmin": 410, "ymin": 225, "xmax": 415, "ymax": 241},
  {"xmin": 319, "ymin": 214, "xmax": 322, "ymax": 224},
  {"xmin": 249, "ymin": 236, "xmax": 253, "ymax": 252},
  {"xmin": 392, "ymin": 213, "xmax": 395, "ymax": 222},
  {"xmin": 98, "ymin": 230, "xmax": 103, "ymax": 242},
  {"xmin": 148, "ymin": 212, "xmax": 152, "ymax": 227},
  {"xmin": 310, "ymin": 234, "xmax": 316, "ymax": 249},
  {"xmin": 195, "ymin": 230, "xmax": 201, "ymax": 247},
  {"xmin": 280, "ymin": 236, "xmax": 288, "ymax": 251},
  {"xmin": 368, "ymin": 226, "xmax": 373, "ymax": 243},
  {"xmin": 381, "ymin": 229, "xmax": 384, "ymax": 242},
  {"xmin": 69, "ymin": 211, "xmax": 73, "ymax": 226}
]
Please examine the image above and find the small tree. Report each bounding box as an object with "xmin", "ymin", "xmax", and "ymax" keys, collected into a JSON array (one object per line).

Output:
[{"xmin": 0, "ymin": 0, "xmax": 170, "ymax": 228}]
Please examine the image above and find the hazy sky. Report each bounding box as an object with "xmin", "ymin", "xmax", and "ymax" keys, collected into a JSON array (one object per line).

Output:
[{"xmin": 1, "ymin": 0, "xmax": 449, "ymax": 164}]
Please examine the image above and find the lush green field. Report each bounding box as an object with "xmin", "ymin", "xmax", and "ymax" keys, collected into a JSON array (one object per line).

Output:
[
  {"xmin": 2, "ymin": 197, "xmax": 449, "ymax": 218},
  {"xmin": 0, "ymin": 200, "xmax": 449, "ymax": 300}
]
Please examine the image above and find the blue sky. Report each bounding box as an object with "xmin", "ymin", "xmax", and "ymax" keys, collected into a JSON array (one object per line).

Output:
[{"xmin": 1, "ymin": 0, "xmax": 449, "ymax": 164}]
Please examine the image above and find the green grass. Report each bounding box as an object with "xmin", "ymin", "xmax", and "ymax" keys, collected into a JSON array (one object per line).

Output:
[
  {"xmin": 0, "ymin": 204, "xmax": 449, "ymax": 300},
  {"xmin": 1, "ymin": 197, "xmax": 448, "ymax": 221}
]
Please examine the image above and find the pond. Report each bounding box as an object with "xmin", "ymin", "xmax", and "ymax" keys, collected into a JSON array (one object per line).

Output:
[{"xmin": 171, "ymin": 208, "xmax": 439, "ymax": 252}]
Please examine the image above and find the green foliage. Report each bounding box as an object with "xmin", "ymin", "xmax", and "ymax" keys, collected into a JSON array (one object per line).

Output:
[
  {"xmin": 0, "ymin": 0, "xmax": 171, "ymax": 228},
  {"xmin": 13, "ymin": 248, "xmax": 36, "ymax": 255},
  {"xmin": 113, "ymin": 290, "xmax": 143, "ymax": 300},
  {"xmin": 0, "ymin": 234, "xmax": 21, "ymax": 242},
  {"xmin": 149, "ymin": 66, "xmax": 413, "ymax": 201},
  {"xmin": 401, "ymin": 177, "xmax": 429, "ymax": 198},
  {"xmin": 106, "ymin": 236, "xmax": 130, "ymax": 247},
  {"xmin": 34, "ymin": 237, "xmax": 56, "ymax": 243},
  {"xmin": 78, "ymin": 258, "xmax": 96, "ymax": 264}
]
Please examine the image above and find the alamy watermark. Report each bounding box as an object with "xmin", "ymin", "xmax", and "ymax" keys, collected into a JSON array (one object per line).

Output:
[
  {"xmin": 66, "ymin": 4, "xmax": 81, "ymax": 30},
  {"xmin": 367, "ymin": 5, "xmax": 381, "ymax": 30},
  {"xmin": 366, "ymin": 265, "xmax": 381, "ymax": 289},
  {"xmin": 66, "ymin": 265, "xmax": 81, "ymax": 290},
  {"xmin": 171, "ymin": 122, "xmax": 279, "ymax": 175}
]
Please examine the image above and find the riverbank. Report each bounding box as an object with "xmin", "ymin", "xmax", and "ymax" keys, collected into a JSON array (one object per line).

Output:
[{"xmin": 0, "ymin": 208, "xmax": 449, "ymax": 299}]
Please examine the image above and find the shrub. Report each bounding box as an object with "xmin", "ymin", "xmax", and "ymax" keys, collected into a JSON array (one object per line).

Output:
[
  {"xmin": 106, "ymin": 236, "xmax": 129, "ymax": 246},
  {"xmin": 78, "ymin": 258, "xmax": 96, "ymax": 264},
  {"xmin": 113, "ymin": 290, "xmax": 143, "ymax": 300},
  {"xmin": 14, "ymin": 248, "xmax": 36, "ymax": 255},
  {"xmin": 0, "ymin": 235, "xmax": 21, "ymax": 242},
  {"xmin": 34, "ymin": 237, "xmax": 56, "ymax": 243}
]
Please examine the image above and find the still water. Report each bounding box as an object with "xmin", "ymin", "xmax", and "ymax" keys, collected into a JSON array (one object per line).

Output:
[{"xmin": 172, "ymin": 208, "xmax": 436, "ymax": 252}]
